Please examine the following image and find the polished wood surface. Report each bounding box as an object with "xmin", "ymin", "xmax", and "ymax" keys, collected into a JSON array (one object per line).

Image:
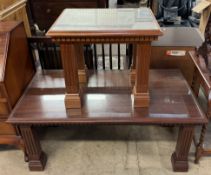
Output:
[
  {"xmin": 0, "ymin": 21, "xmax": 35, "ymax": 151},
  {"xmin": 8, "ymin": 70, "xmax": 206, "ymax": 124},
  {"xmin": 60, "ymin": 44, "xmax": 81, "ymax": 108},
  {"xmin": 47, "ymin": 8, "xmax": 162, "ymax": 108},
  {"xmin": 0, "ymin": 21, "xmax": 35, "ymax": 110},
  {"xmin": 151, "ymin": 27, "xmax": 203, "ymax": 86},
  {"xmin": 7, "ymin": 69, "xmax": 207, "ymax": 172},
  {"xmin": 133, "ymin": 42, "xmax": 151, "ymax": 107}
]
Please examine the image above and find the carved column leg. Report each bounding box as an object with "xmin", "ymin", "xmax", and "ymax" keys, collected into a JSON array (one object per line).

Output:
[
  {"xmin": 171, "ymin": 126, "xmax": 194, "ymax": 172},
  {"xmin": 15, "ymin": 126, "xmax": 28, "ymax": 162},
  {"xmin": 76, "ymin": 44, "xmax": 87, "ymax": 83},
  {"xmin": 19, "ymin": 125, "xmax": 47, "ymax": 171},
  {"xmin": 130, "ymin": 44, "xmax": 137, "ymax": 85},
  {"xmin": 60, "ymin": 44, "xmax": 81, "ymax": 109},
  {"xmin": 133, "ymin": 42, "xmax": 151, "ymax": 107}
]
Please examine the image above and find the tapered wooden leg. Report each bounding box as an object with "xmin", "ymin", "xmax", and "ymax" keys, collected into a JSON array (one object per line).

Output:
[
  {"xmin": 19, "ymin": 126, "xmax": 47, "ymax": 171},
  {"xmin": 60, "ymin": 44, "xmax": 81, "ymax": 109},
  {"xmin": 171, "ymin": 126, "xmax": 194, "ymax": 172},
  {"xmin": 75, "ymin": 44, "xmax": 87, "ymax": 83},
  {"xmin": 133, "ymin": 42, "xmax": 151, "ymax": 107}
]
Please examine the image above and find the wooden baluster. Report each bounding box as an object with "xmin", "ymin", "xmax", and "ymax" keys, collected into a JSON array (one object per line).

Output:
[
  {"xmin": 102, "ymin": 44, "xmax": 105, "ymax": 69},
  {"xmin": 109, "ymin": 44, "xmax": 112, "ymax": 70},
  {"xmin": 38, "ymin": 43, "xmax": 46, "ymax": 70},
  {"xmin": 57, "ymin": 45, "xmax": 62, "ymax": 69},
  {"xmin": 52, "ymin": 44, "xmax": 59, "ymax": 69},
  {"xmin": 94, "ymin": 44, "xmax": 98, "ymax": 70},
  {"xmin": 127, "ymin": 44, "xmax": 133, "ymax": 69},
  {"xmin": 118, "ymin": 44, "xmax": 121, "ymax": 70},
  {"xmin": 195, "ymin": 124, "xmax": 208, "ymax": 163},
  {"xmin": 49, "ymin": 43, "xmax": 56, "ymax": 69},
  {"xmin": 44, "ymin": 43, "xmax": 51, "ymax": 69}
]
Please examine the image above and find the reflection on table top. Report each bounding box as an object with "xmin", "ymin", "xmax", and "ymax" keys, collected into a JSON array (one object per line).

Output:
[
  {"xmin": 47, "ymin": 8, "xmax": 162, "ymax": 37},
  {"xmin": 8, "ymin": 70, "xmax": 207, "ymax": 125}
]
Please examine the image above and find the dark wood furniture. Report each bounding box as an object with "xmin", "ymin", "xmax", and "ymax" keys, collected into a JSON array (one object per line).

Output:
[
  {"xmin": 27, "ymin": 0, "xmax": 108, "ymax": 32},
  {"xmin": 0, "ymin": 21, "xmax": 35, "ymax": 149},
  {"xmin": 189, "ymin": 15, "xmax": 211, "ymax": 163},
  {"xmin": 47, "ymin": 8, "xmax": 162, "ymax": 108},
  {"xmin": 7, "ymin": 69, "xmax": 207, "ymax": 172},
  {"xmin": 151, "ymin": 27, "xmax": 203, "ymax": 85},
  {"xmin": 189, "ymin": 51, "xmax": 211, "ymax": 163}
]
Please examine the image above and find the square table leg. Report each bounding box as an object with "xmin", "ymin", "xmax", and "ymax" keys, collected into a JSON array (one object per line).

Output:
[
  {"xmin": 171, "ymin": 126, "xmax": 194, "ymax": 172},
  {"xmin": 19, "ymin": 125, "xmax": 47, "ymax": 171},
  {"xmin": 60, "ymin": 44, "xmax": 81, "ymax": 109},
  {"xmin": 75, "ymin": 44, "xmax": 88, "ymax": 84},
  {"xmin": 133, "ymin": 42, "xmax": 151, "ymax": 107}
]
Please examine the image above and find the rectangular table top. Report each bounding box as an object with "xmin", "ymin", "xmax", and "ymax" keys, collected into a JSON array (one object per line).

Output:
[
  {"xmin": 7, "ymin": 69, "xmax": 207, "ymax": 125},
  {"xmin": 47, "ymin": 8, "xmax": 162, "ymax": 37}
]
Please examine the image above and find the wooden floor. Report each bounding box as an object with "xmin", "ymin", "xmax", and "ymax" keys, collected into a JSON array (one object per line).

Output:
[{"xmin": 8, "ymin": 69, "xmax": 206, "ymax": 125}]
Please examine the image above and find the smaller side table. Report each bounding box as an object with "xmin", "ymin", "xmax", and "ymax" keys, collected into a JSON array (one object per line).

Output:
[{"xmin": 47, "ymin": 8, "xmax": 162, "ymax": 109}]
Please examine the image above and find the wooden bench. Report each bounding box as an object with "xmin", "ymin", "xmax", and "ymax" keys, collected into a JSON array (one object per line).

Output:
[{"xmin": 7, "ymin": 69, "xmax": 207, "ymax": 172}]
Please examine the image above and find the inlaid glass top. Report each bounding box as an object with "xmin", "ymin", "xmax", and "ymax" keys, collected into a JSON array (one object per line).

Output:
[{"xmin": 48, "ymin": 8, "xmax": 162, "ymax": 35}]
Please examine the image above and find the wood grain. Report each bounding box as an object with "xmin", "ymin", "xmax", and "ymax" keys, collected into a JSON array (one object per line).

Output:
[
  {"xmin": 0, "ymin": 21, "xmax": 35, "ymax": 151},
  {"xmin": 8, "ymin": 70, "xmax": 207, "ymax": 125},
  {"xmin": 7, "ymin": 69, "xmax": 207, "ymax": 172},
  {"xmin": 60, "ymin": 43, "xmax": 81, "ymax": 108},
  {"xmin": 75, "ymin": 44, "xmax": 87, "ymax": 83},
  {"xmin": 134, "ymin": 42, "xmax": 151, "ymax": 107},
  {"xmin": 171, "ymin": 126, "xmax": 194, "ymax": 172}
]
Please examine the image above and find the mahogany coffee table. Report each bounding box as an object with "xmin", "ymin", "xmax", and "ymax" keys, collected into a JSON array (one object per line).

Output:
[{"xmin": 7, "ymin": 69, "xmax": 207, "ymax": 172}]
